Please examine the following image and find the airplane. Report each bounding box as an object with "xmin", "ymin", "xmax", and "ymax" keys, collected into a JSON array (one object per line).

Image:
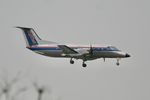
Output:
[{"xmin": 16, "ymin": 27, "xmax": 130, "ymax": 67}]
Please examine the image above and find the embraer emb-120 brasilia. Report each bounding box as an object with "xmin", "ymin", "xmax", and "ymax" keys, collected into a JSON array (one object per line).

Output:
[{"xmin": 16, "ymin": 27, "xmax": 130, "ymax": 67}]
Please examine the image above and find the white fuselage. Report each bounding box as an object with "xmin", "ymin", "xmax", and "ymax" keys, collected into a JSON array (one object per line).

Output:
[{"xmin": 27, "ymin": 44, "xmax": 128, "ymax": 60}]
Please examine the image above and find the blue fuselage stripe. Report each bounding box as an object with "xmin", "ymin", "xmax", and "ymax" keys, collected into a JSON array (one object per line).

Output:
[{"xmin": 28, "ymin": 47, "xmax": 119, "ymax": 52}]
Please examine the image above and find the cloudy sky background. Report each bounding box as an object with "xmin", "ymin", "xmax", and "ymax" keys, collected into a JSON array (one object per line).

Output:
[{"xmin": 0, "ymin": 0, "xmax": 150, "ymax": 100}]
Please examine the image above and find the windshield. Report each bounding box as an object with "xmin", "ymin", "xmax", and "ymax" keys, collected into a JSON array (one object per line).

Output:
[{"xmin": 108, "ymin": 46, "xmax": 120, "ymax": 51}]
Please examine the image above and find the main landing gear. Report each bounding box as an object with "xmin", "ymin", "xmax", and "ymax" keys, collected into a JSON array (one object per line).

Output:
[
  {"xmin": 70, "ymin": 58, "xmax": 87, "ymax": 67},
  {"xmin": 70, "ymin": 58, "xmax": 74, "ymax": 64},
  {"xmin": 82, "ymin": 61, "xmax": 87, "ymax": 67}
]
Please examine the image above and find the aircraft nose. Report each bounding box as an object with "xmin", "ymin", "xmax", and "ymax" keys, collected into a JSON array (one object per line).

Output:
[{"xmin": 125, "ymin": 53, "xmax": 131, "ymax": 57}]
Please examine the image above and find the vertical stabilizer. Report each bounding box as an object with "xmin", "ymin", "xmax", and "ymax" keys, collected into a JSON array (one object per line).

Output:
[{"xmin": 16, "ymin": 27, "xmax": 41, "ymax": 47}]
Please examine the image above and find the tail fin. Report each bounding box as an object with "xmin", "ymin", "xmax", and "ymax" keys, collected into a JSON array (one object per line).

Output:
[{"xmin": 16, "ymin": 27, "xmax": 41, "ymax": 47}]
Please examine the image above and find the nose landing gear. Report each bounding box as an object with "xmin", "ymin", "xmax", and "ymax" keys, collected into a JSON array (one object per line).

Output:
[
  {"xmin": 116, "ymin": 62, "xmax": 120, "ymax": 66},
  {"xmin": 116, "ymin": 58, "xmax": 120, "ymax": 66}
]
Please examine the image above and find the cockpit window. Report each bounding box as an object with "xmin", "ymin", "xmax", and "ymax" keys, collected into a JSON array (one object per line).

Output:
[{"xmin": 107, "ymin": 46, "xmax": 119, "ymax": 51}]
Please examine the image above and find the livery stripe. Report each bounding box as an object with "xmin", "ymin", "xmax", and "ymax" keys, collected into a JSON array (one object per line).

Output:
[{"xmin": 27, "ymin": 47, "xmax": 119, "ymax": 52}]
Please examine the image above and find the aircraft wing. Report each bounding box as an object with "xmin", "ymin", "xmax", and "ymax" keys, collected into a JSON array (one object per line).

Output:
[
  {"xmin": 58, "ymin": 45, "xmax": 78, "ymax": 54},
  {"xmin": 58, "ymin": 45, "xmax": 95, "ymax": 60}
]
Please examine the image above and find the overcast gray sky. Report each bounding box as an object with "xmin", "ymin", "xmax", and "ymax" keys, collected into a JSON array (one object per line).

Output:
[{"xmin": 0, "ymin": 0, "xmax": 150, "ymax": 100}]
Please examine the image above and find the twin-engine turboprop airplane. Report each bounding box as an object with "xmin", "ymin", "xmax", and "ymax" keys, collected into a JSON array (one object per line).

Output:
[{"xmin": 16, "ymin": 27, "xmax": 130, "ymax": 67}]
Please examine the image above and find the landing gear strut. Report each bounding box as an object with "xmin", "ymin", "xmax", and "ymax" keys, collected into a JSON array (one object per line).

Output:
[
  {"xmin": 116, "ymin": 58, "xmax": 120, "ymax": 66},
  {"xmin": 70, "ymin": 58, "xmax": 74, "ymax": 64},
  {"xmin": 103, "ymin": 58, "xmax": 105, "ymax": 62}
]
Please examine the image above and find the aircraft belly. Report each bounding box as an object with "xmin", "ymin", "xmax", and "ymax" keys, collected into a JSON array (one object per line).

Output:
[
  {"xmin": 34, "ymin": 50, "xmax": 63, "ymax": 57},
  {"xmin": 34, "ymin": 50, "xmax": 122, "ymax": 59},
  {"xmin": 94, "ymin": 51, "xmax": 119, "ymax": 58}
]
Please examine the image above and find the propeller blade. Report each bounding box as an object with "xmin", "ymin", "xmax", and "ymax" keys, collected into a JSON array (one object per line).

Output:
[{"xmin": 89, "ymin": 45, "xmax": 93, "ymax": 55}]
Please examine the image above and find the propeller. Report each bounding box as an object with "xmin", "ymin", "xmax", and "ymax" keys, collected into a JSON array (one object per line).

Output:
[{"xmin": 89, "ymin": 45, "xmax": 94, "ymax": 56}]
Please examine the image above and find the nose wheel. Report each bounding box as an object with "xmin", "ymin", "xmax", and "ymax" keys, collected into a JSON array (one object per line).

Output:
[
  {"xmin": 70, "ymin": 58, "xmax": 74, "ymax": 64},
  {"xmin": 116, "ymin": 62, "xmax": 120, "ymax": 66},
  {"xmin": 116, "ymin": 58, "xmax": 120, "ymax": 66}
]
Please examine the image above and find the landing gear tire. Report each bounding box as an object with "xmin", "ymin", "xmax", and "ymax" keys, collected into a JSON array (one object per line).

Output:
[
  {"xmin": 70, "ymin": 58, "xmax": 74, "ymax": 64},
  {"xmin": 116, "ymin": 58, "xmax": 120, "ymax": 66},
  {"xmin": 82, "ymin": 63, "xmax": 87, "ymax": 67},
  {"xmin": 116, "ymin": 62, "xmax": 120, "ymax": 66}
]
